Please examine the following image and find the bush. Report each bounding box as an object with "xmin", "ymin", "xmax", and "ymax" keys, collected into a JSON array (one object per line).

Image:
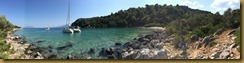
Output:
[
  {"xmin": 234, "ymin": 28, "xmax": 240, "ymax": 51},
  {"xmin": 0, "ymin": 40, "xmax": 10, "ymax": 52},
  {"xmin": 0, "ymin": 53, "xmax": 8, "ymax": 59},
  {"xmin": 192, "ymin": 27, "xmax": 206, "ymax": 37}
]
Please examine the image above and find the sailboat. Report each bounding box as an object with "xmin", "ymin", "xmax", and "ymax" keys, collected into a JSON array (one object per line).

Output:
[{"xmin": 62, "ymin": 0, "xmax": 74, "ymax": 33}]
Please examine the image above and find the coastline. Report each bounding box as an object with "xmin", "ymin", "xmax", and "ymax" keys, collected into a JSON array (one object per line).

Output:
[
  {"xmin": 5, "ymin": 28, "xmax": 40, "ymax": 59},
  {"xmin": 5, "ymin": 28, "xmax": 28, "ymax": 59},
  {"xmin": 4, "ymin": 27, "xmax": 240, "ymax": 59}
]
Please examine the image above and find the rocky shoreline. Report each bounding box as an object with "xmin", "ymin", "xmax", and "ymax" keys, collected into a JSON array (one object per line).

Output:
[
  {"xmin": 5, "ymin": 28, "xmax": 31, "ymax": 59},
  {"xmin": 6, "ymin": 27, "xmax": 240, "ymax": 59},
  {"xmin": 94, "ymin": 27, "xmax": 240, "ymax": 59}
]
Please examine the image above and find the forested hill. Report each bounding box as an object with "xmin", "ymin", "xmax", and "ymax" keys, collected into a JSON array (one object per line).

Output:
[{"xmin": 71, "ymin": 4, "xmax": 213, "ymax": 28}]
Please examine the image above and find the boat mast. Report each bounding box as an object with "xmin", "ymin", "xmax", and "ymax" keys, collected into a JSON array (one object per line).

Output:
[{"xmin": 66, "ymin": 0, "xmax": 70, "ymax": 27}]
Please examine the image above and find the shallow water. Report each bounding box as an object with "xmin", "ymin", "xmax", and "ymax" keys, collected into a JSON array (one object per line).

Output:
[{"xmin": 14, "ymin": 28, "xmax": 152, "ymax": 58}]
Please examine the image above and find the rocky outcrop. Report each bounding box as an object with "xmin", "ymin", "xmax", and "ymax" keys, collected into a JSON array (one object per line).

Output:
[{"xmin": 98, "ymin": 29, "xmax": 170, "ymax": 59}]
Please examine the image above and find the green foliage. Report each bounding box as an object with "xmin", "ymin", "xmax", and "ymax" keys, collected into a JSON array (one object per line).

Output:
[
  {"xmin": 71, "ymin": 4, "xmax": 212, "ymax": 28},
  {"xmin": 192, "ymin": 27, "xmax": 206, "ymax": 37},
  {"xmin": 0, "ymin": 52, "xmax": 8, "ymax": 59},
  {"xmin": 0, "ymin": 40, "xmax": 10, "ymax": 52},
  {"xmin": 234, "ymin": 28, "xmax": 240, "ymax": 52},
  {"xmin": 223, "ymin": 8, "xmax": 240, "ymax": 28},
  {"xmin": 0, "ymin": 15, "xmax": 15, "ymax": 59}
]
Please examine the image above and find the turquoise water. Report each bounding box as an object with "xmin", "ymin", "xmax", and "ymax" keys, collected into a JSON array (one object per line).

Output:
[{"xmin": 14, "ymin": 28, "xmax": 151, "ymax": 58}]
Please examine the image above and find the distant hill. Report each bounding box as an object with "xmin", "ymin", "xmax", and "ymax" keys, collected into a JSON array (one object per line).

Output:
[{"xmin": 23, "ymin": 26, "xmax": 35, "ymax": 28}]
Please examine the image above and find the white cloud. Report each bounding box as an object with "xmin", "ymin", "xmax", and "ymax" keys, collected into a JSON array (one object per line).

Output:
[
  {"xmin": 211, "ymin": 0, "xmax": 240, "ymax": 11},
  {"xmin": 179, "ymin": 0, "xmax": 204, "ymax": 9}
]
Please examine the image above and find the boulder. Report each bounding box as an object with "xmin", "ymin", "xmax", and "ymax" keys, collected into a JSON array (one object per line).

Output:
[
  {"xmin": 220, "ymin": 50, "xmax": 231, "ymax": 59},
  {"xmin": 115, "ymin": 42, "xmax": 122, "ymax": 46},
  {"xmin": 88, "ymin": 48, "xmax": 95, "ymax": 54},
  {"xmin": 191, "ymin": 34, "xmax": 199, "ymax": 41},
  {"xmin": 105, "ymin": 48, "xmax": 114, "ymax": 55},
  {"xmin": 99, "ymin": 48, "xmax": 107, "ymax": 57}
]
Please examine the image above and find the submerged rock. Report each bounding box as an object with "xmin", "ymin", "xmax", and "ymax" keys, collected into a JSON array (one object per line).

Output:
[
  {"xmin": 88, "ymin": 48, "xmax": 95, "ymax": 54},
  {"xmin": 115, "ymin": 42, "xmax": 122, "ymax": 46},
  {"xmin": 56, "ymin": 41, "xmax": 73, "ymax": 50}
]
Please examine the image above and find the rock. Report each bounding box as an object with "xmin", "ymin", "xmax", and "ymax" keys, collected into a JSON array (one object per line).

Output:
[
  {"xmin": 191, "ymin": 34, "xmax": 199, "ymax": 41},
  {"xmin": 229, "ymin": 43, "xmax": 238, "ymax": 48},
  {"xmin": 210, "ymin": 52, "xmax": 221, "ymax": 59},
  {"xmin": 35, "ymin": 56, "xmax": 44, "ymax": 59},
  {"xmin": 214, "ymin": 28, "xmax": 224, "ymax": 36},
  {"xmin": 131, "ymin": 42, "xmax": 141, "ymax": 49},
  {"xmin": 127, "ymin": 47, "xmax": 133, "ymax": 53},
  {"xmin": 99, "ymin": 48, "xmax": 107, "ymax": 57},
  {"xmin": 151, "ymin": 49, "xmax": 168, "ymax": 59},
  {"xmin": 202, "ymin": 35, "xmax": 213, "ymax": 46},
  {"xmin": 138, "ymin": 37, "xmax": 150, "ymax": 43},
  {"xmin": 107, "ymin": 55, "xmax": 116, "ymax": 59},
  {"xmin": 227, "ymin": 29, "xmax": 236, "ymax": 35},
  {"xmin": 124, "ymin": 42, "xmax": 132, "ymax": 47},
  {"xmin": 56, "ymin": 41, "xmax": 73, "ymax": 50},
  {"xmin": 48, "ymin": 54, "xmax": 58, "ymax": 59},
  {"xmin": 66, "ymin": 55, "xmax": 73, "ymax": 59},
  {"xmin": 115, "ymin": 42, "xmax": 122, "ymax": 46},
  {"xmin": 144, "ymin": 35, "xmax": 153, "ymax": 40},
  {"xmin": 106, "ymin": 48, "xmax": 114, "ymax": 55},
  {"xmin": 48, "ymin": 46, "xmax": 53, "ymax": 49},
  {"xmin": 36, "ymin": 40, "xmax": 45, "ymax": 43},
  {"xmin": 220, "ymin": 50, "xmax": 231, "ymax": 59},
  {"xmin": 88, "ymin": 48, "xmax": 95, "ymax": 54}
]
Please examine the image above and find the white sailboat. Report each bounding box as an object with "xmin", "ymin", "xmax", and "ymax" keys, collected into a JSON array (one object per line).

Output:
[{"xmin": 62, "ymin": 0, "xmax": 74, "ymax": 33}]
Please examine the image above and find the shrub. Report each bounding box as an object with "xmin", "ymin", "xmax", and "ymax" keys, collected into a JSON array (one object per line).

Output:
[
  {"xmin": 192, "ymin": 27, "xmax": 206, "ymax": 37},
  {"xmin": 0, "ymin": 40, "xmax": 10, "ymax": 52},
  {"xmin": 0, "ymin": 53, "xmax": 8, "ymax": 59},
  {"xmin": 234, "ymin": 28, "xmax": 240, "ymax": 51}
]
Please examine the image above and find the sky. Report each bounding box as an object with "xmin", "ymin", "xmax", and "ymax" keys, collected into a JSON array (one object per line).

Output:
[{"xmin": 0, "ymin": 0, "xmax": 240, "ymax": 27}]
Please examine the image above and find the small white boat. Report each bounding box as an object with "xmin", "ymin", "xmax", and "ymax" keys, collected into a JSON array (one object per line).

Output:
[
  {"xmin": 45, "ymin": 28, "xmax": 50, "ymax": 30},
  {"xmin": 63, "ymin": 28, "xmax": 74, "ymax": 33}
]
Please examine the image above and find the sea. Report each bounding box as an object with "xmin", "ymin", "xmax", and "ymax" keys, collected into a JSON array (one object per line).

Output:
[{"xmin": 13, "ymin": 28, "xmax": 152, "ymax": 59}]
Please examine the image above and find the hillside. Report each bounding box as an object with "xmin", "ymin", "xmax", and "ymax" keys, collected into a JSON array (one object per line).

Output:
[{"xmin": 71, "ymin": 4, "xmax": 213, "ymax": 28}]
